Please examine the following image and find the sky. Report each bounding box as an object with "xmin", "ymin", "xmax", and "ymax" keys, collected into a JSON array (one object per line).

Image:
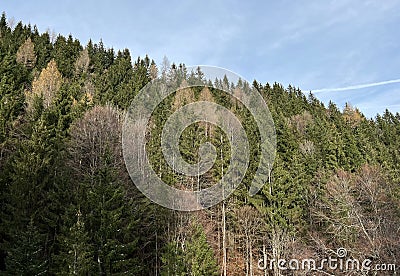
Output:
[{"xmin": 2, "ymin": 0, "xmax": 400, "ymax": 118}]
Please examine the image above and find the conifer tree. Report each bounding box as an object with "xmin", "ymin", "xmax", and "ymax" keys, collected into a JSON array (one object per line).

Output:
[
  {"xmin": 5, "ymin": 220, "xmax": 48, "ymax": 275},
  {"xmin": 160, "ymin": 241, "xmax": 187, "ymax": 276},
  {"xmin": 186, "ymin": 221, "xmax": 219, "ymax": 276},
  {"xmin": 66, "ymin": 105, "xmax": 141, "ymax": 274},
  {"xmin": 55, "ymin": 209, "xmax": 95, "ymax": 275},
  {"xmin": 31, "ymin": 26, "xmax": 53, "ymax": 70},
  {"xmin": 52, "ymin": 35, "xmax": 82, "ymax": 78}
]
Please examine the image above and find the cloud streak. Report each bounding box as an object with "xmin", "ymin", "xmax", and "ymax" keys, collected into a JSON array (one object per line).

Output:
[{"xmin": 312, "ymin": 78, "xmax": 400, "ymax": 93}]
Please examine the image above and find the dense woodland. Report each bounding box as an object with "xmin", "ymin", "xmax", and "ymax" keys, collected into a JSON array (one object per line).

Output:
[{"xmin": 0, "ymin": 13, "xmax": 399, "ymax": 275}]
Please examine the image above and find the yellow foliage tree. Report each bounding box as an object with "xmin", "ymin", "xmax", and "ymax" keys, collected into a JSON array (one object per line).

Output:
[
  {"xmin": 343, "ymin": 103, "xmax": 363, "ymax": 127},
  {"xmin": 31, "ymin": 59, "xmax": 62, "ymax": 108}
]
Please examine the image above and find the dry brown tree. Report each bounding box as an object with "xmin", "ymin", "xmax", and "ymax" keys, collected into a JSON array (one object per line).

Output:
[{"xmin": 16, "ymin": 37, "xmax": 36, "ymax": 69}]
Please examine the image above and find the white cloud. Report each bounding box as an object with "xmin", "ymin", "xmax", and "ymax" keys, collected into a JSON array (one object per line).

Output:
[{"xmin": 312, "ymin": 79, "xmax": 400, "ymax": 93}]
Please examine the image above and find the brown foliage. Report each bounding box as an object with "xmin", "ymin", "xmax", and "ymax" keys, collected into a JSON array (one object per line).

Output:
[
  {"xmin": 172, "ymin": 86, "xmax": 195, "ymax": 111},
  {"xmin": 288, "ymin": 110, "xmax": 313, "ymax": 135},
  {"xmin": 311, "ymin": 165, "xmax": 400, "ymax": 266},
  {"xmin": 149, "ymin": 62, "xmax": 158, "ymax": 80},
  {"xmin": 234, "ymin": 206, "xmax": 262, "ymax": 276},
  {"xmin": 68, "ymin": 105, "xmax": 128, "ymax": 184},
  {"xmin": 16, "ymin": 37, "xmax": 37, "ymax": 69},
  {"xmin": 74, "ymin": 48, "xmax": 90, "ymax": 75},
  {"xmin": 299, "ymin": 139, "xmax": 315, "ymax": 155}
]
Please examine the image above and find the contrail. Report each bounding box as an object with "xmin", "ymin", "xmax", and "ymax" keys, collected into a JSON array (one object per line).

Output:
[{"xmin": 311, "ymin": 78, "xmax": 400, "ymax": 93}]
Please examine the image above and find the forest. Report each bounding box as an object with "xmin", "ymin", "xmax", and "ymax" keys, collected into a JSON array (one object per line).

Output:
[{"xmin": 0, "ymin": 13, "xmax": 399, "ymax": 275}]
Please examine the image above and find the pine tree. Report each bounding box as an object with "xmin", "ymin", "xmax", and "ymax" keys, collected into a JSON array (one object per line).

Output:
[
  {"xmin": 52, "ymin": 34, "xmax": 82, "ymax": 78},
  {"xmin": 161, "ymin": 221, "xmax": 219, "ymax": 276},
  {"xmin": 94, "ymin": 49, "xmax": 136, "ymax": 109},
  {"xmin": 31, "ymin": 26, "xmax": 53, "ymax": 70},
  {"xmin": 2, "ymin": 70, "xmax": 76, "ymax": 273}
]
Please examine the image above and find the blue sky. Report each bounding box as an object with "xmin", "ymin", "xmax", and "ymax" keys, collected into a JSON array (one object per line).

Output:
[{"xmin": 2, "ymin": 0, "xmax": 400, "ymax": 118}]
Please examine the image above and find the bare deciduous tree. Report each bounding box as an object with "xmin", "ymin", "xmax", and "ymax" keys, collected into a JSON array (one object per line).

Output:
[
  {"xmin": 299, "ymin": 139, "xmax": 315, "ymax": 155},
  {"xmin": 234, "ymin": 205, "xmax": 262, "ymax": 276},
  {"xmin": 312, "ymin": 166, "xmax": 400, "ymax": 267},
  {"xmin": 68, "ymin": 105, "xmax": 127, "ymax": 184},
  {"xmin": 16, "ymin": 37, "xmax": 37, "ymax": 69},
  {"xmin": 74, "ymin": 48, "xmax": 90, "ymax": 75},
  {"xmin": 288, "ymin": 111, "xmax": 313, "ymax": 135}
]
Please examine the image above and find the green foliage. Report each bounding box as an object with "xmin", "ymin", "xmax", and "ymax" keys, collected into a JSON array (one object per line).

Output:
[
  {"xmin": 160, "ymin": 242, "xmax": 187, "ymax": 276},
  {"xmin": 52, "ymin": 35, "xmax": 82, "ymax": 78},
  {"xmin": 185, "ymin": 222, "xmax": 219, "ymax": 276},
  {"xmin": 161, "ymin": 221, "xmax": 219, "ymax": 276},
  {"xmin": 55, "ymin": 210, "xmax": 95, "ymax": 275},
  {"xmin": 5, "ymin": 220, "xmax": 48, "ymax": 275},
  {"xmin": 0, "ymin": 12, "xmax": 399, "ymax": 275}
]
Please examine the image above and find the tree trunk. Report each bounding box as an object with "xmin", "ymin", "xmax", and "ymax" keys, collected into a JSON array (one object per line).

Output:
[{"xmin": 222, "ymin": 200, "xmax": 227, "ymax": 276}]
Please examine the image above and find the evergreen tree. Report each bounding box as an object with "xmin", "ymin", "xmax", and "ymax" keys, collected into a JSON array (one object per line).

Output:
[
  {"xmin": 160, "ymin": 242, "xmax": 186, "ymax": 276},
  {"xmin": 161, "ymin": 221, "xmax": 219, "ymax": 276},
  {"xmin": 52, "ymin": 35, "xmax": 82, "ymax": 78},
  {"xmin": 65, "ymin": 105, "xmax": 142, "ymax": 274},
  {"xmin": 5, "ymin": 220, "xmax": 48, "ymax": 275},
  {"xmin": 54, "ymin": 209, "xmax": 95, "ymax": 275},
  {"xmin": 186, "ymin": 221, "xmax": 219, "ymax": 276},
  {"xmin": 0, "ymin": 13, "xmax": 400, "ymax": 275}
]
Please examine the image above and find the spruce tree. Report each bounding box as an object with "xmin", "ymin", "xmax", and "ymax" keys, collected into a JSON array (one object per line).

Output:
[
  {"xmin": 5, "ymin": 220, "xmax": 48, "ymax": 275},
  {"xmin": 186, "ymin": 221, "xmax": 219, "ymax": 276}
]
